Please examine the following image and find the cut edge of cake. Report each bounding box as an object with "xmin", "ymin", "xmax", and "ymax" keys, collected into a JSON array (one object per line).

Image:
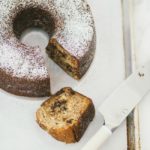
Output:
[{"xmin": 36, "ymin": 87, "xmax": 95, "ymax": 143}]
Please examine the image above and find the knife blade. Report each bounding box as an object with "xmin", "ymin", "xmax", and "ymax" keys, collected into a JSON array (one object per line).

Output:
[{"xmin": 82, "ymin": 61, "xmax": 150, "ymax": 150}]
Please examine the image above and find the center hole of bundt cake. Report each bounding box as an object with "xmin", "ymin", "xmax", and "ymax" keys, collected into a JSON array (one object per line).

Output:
[
  {"xmin": 20, "ymin": 28, "xmax": 49, "ymax": 57},
  {"xmin": 13, "ymin": 7, "xmax": 55, "ymax": 43}
]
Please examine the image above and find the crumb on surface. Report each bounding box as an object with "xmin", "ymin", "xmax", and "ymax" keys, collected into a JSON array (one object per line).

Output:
[{"xmin": 138, "ymin": 72, "xmax": 144, "ymax": 77}]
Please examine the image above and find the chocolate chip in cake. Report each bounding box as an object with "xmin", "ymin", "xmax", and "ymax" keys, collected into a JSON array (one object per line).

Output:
[
  {"xmin": 51, "ymin": 100, "xmax": 67, "ymax": 111},
  {"xmin": 66, "ymin": 119, "xmax": 74, "ymax": 124}
]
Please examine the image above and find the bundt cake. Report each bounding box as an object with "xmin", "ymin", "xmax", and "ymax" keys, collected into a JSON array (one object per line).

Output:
[{"xmin": 0, "ymin": 0, "xmax": 96, "ymax": 97}]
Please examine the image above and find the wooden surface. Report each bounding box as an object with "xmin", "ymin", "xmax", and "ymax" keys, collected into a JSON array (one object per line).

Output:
[
  {"xmin": 133, "ymin": 0, "xmax": 150, "ymax": 149},
  {"xmin": 122, "ymin": 0, "xmax": 141, "ymax": 149}
]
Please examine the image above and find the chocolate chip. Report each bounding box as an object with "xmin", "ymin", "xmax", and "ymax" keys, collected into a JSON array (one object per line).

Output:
[
  {"xmin": 51, "ymin": 100, "xmax": 67, "ymax": 111},
  {"xmin": 66, "ymin": 119, "xmax": 73, "ymax": 124},
  {"xmin": 61, "ymin": 106, "xmax": 67, "ymax": 111},
  {"xmin": 70, "ymin": 90, "xmax": 75, "ymax": 95}
]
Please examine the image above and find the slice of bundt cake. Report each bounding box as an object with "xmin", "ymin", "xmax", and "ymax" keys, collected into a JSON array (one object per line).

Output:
[{"xmin": 36, "ymin": 87, "xmax": 95, "ymax": 143}]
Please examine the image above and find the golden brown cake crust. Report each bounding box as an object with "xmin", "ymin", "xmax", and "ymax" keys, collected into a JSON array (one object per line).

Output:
[
  {"xmin": 36, "ymin": 87, "xmax": 95, "ymax": 143},
  {"xmin": 0, "ymin": 68, "xmax": 50, "ymax": 97}
]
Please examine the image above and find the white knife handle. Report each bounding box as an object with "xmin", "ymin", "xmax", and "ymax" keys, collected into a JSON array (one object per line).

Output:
[{"xmin": 82, "ymin": 125, "xmax": 112, "ymax": 150}]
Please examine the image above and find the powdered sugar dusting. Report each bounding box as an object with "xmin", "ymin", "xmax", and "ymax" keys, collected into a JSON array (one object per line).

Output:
[
  {"xmin": 0, "ymin": 0, "xmax": 95, "ymax": 79},
  {"xmin": 0, "ymin": 39, "xmax": 49, "ymax": 79},
  {"xmin": 53, "ymin": 0, "xmax": 95, "ymax": 58},
  {"xmin": 56, "ymin": 22, "xmax": 94, "ymax": 58}
]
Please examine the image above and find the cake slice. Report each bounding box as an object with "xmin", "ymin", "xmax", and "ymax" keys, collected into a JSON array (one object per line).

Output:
[{"xmin": 36, "ymin": 87, "xmax": 95, "ymax": 143}]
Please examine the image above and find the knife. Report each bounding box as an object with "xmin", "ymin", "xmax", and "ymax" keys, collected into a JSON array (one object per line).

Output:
[{"xmin": 82, "ymin": 61, "xmax": 150, "ymax": 150}]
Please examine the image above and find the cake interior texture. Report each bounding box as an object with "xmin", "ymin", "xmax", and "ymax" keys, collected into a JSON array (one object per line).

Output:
[
  {"xmin": 46, "ymin": 39, "xmax": 79, "ymax": 79},
  {"xmin": 36, "ymin": 87, "xmax": 95, "ymax": 143}
]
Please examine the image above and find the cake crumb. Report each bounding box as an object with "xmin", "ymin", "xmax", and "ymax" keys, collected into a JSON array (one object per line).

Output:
[{"xmin": 138, "ymin": 72, "xmax": 144, "ymax": 77}]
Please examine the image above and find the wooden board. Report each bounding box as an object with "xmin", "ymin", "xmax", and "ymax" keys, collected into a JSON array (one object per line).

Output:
[{"xmin": 122, "ymin": 0, "xmax": 141, "ymax": 149}]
